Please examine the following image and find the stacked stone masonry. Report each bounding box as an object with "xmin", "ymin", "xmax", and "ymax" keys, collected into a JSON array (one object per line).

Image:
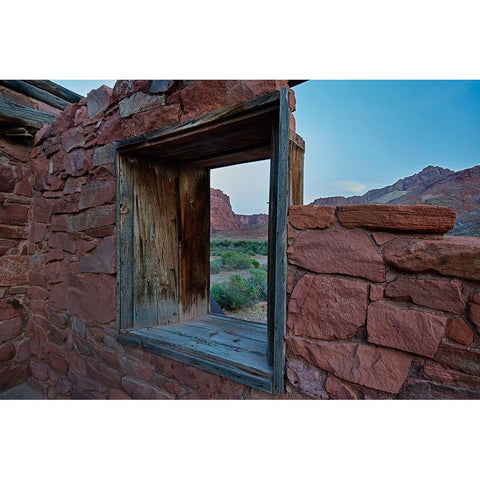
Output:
[
  {"xmin": 2, "ymin": 79, "xmax": 480, "ymax": 399},
  {"xmin": 287, "ymin": 205, "xmax": 480, "ymax": 399}
]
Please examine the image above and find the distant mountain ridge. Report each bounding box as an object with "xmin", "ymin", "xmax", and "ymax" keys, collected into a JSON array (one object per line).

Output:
[{"xmin": 312, "ymin": 165, "xmax": 480, "ymax": 236}]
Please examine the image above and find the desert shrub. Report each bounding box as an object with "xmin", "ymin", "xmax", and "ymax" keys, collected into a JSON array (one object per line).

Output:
[
  {"xmin": 210, "ymin": 259, "xmax": 223, "ymax": 274},
  {"xmin": 220, "ymin": 250, "xmax": 254, "ymax": 270},
  {"xmin": 210, "ymin": 240, "xmax": 268, "ymax": 256},
  {"xmin": 211, "ymin": 270, "xmax": 268, "ymax": 311},
  {"xmin": 246, "ymin": 268, "xmax": 268, "ymax": 300},
  {"xmin": 251, "ymin": 259, "xmax": 260, "ymax": 268}
]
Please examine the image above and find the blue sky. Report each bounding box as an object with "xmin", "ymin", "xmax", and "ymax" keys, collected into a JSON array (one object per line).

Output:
[{"xmin": 56, "ymin": 80, "xmax": 480, "ymax": 214}]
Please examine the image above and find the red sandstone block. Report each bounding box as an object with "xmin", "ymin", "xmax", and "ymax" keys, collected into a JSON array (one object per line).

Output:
[
  {"xmin": 68, "ymin": 368, "xmax": 109, "ymax": 393},
  {"xmin": 336, "ymin": 204, "xmax": 456, "ymax": 233},
  {"xmin": 109, "ymin": 388, "xmax": 132, "ymax": 399},
  {"xmin": 67, "ymin": 205, "xmax": 115, "ymax": 232},
  {"xmin": 0, "ymin": 298, "xmax": 24, "ymax": 321},
  {"xmin": 384, "ymin": 277, "xmax": 465, "ymax": 314},
  {"xmin": 97, "ymin": 111, "xmax": 122, "ymax": 145},
  {"xmin": 49, "ymin": 283, "xmax": 69, "ymax": 310},
  {"xmin": 0, "ymin": 342, "xmax": 15, "ymax": 362},
  {"xmin": 287, "ymin": 336, "xmax": 412, "ymax": 394},
  {"xmin": 119, "ymin": 92, "xmax": 166, "ymax": 118},
  {"xmin": 288, "ymin": 274, "xmax": 367, "ymax": 340},
  {"xmin": 33, "ymin": 197, "xmax": 53, "ymax": 223},
  {"xmin": 68, "ymin": 273, "xmax": 116, "ymax": 326},
  {"xmin": 48, "ymin": 232, "xmax": 76, "ymax": 253},
  {"xmin": 30, "ymin": 357, "xmax": 49, "ymax": 381},
  {"xmin": 51, "ymin": 150, "xmax": 67, "ymax": 174},
  {"xmin": 0, "ymin": 256, "xmax": 29, "ymax": 286},
  {"xmin": 53, "ymin": 103, "xmax": 81, "ymax": 133},
  {"xmin": 0, "ymin": 363, "xmax": 29, "ymax": 391},
  {"xmin": 285, "ymin": 358, "xmax": 328, "ymax": 399},
  {"xmin": 382, "ymin": 236, "xmax": 480, "ymax": 282},
  {"xmin": 78, "ymin": 181, "xmax": 115, "ymax": 210},
  {"xmin": 0, "ymin": 204, "xmax": 29, "ymax": 226},
  {"xmin": 287, "ymin": 228, "xmax": 385, "ymax": 282},
  {"xmin": 0, "ymin": 164, "xmax": 15, "ymax": 193},
  {"xmin": 369, "ymin": 284, "xmax": 384, "ymax": 301},
  {"xmin": 29, "ymin": 222, "xmax": 46, "ymax": 243},
  {"xmin": 61, "ymin": 127, "xmax": 85, "ymax": 153},
  {"xmin": 288, "ymin": 205, "xmax": 336, "ymax": 230},
  {"xmin": 119, "ymin": 354, "xmax": 155, "ymax": 381},
  {"xmin": 121, "ymin": 104, "xmax": 181, "ymax": 138},
  {"xmin": 0, "ymin": 225, "xmax": 27, "ymax": 240},
  {"xmin": 46, "ymin": 259, "xmax": 70, "ymax": 284},
  {"xmin": 121, "ymin": 376, "xmax": 171, "ymax": 399},
  {"xmin": 14, "ymin": 336, "xmax": 31, "ymax": 362},
  {"xmin": 79, "ymin": 236, "xmax": 115, "ymax": 274},
  {"xmin": 87, "ymin": 86, "xmax": 112, "ymax": 118},
  {"xmin": 65, "ymin": 149, "xmax": 85, "ymax": 176},
  {"xmin": 56, "ymin": 376, "xmax": 73, "ymax": 396},
  {"xmin": 112, "ymin": 80, "xmax": 151, "ymax": 103},
  {"xmin": 424, "ymin": 359, "xmax": 480, "ymax": 392},
  {"xmin": 445, "ymin": 317, "xmax": 474, "ymax": 346},
  {"xmin": 48, "ymin": 353, "xmax": 69, "ymax": 376},
  {"xmin": 434, "ymin": 341, "xmax": 480, "ymax": 376},
  {"xmin": 367, "ymin": 301, "xmax": 447, "ymax": 358},
  {"xmin": 469, "ymin": 292, "xmax": 480, "ymax": 330}
]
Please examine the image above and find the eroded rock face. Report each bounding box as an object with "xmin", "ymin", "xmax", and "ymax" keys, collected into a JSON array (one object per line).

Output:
[
  {"xmin": 288, "ymin": 274, "xmax": 367, "ymax": 340},
  {"xmin": 336, "ymin": 204, "xmax": 456, "ymax": 233},
  {"xmin": 287, "ymin": 337, "xmax": 412, "ymax": 394},
  {"xmin": 384, "ymin": 277, "xmax": 465, "ymax": 314},
  {"xmin": 382, "ymin": 236, "xmax": 480, "ymax": 281},
  {"xmin": 445, "ymin": 317, "xmax": 474, "ymax": 346},
  {"xmin": 210, "ymin": 188, "xmax": 239, "ymax": 233},
  {"xmin": 367, "ymin": 301, "xmax": 448, "ymax": 358},
  {"xmin": 287, "ymin": 228, "xmax": 385, "ymax": 282},
  {"xmin": 286, "ymin": 358, "xmax": 328, "ymax": 398}
]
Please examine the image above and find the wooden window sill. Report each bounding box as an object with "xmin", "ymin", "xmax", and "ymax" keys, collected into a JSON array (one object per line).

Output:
[{"xmin": 118, "ymin": 314, "xmax": 273, "ymax": 393}]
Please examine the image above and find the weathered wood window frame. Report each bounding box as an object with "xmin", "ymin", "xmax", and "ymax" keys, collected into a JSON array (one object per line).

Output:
[{"xmin": 114, "ymin": 88, "xmax": 303, "ymax": 394}]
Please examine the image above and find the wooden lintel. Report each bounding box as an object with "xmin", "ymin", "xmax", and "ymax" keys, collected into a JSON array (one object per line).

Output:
[
  {"xmin": 0, "ymin": 80, "xmax": 71, "ymax": 110},
  {"xmin": 115, "ymin": 90, "xmax": 280, "ymax": 153},
  {"xmin": 0, "ymin": 98, "xmax": 56, "ymax": 130}
]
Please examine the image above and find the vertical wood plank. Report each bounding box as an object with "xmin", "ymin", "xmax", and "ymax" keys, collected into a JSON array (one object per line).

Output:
[
  {"xmin": 288, "ymin": 131, "xmax": 305, "ymax": 206},
  {"xmin": 272, "ymin": 87, "xmax": 290, "ymax": 394},
  {"xmin": 267, "ymin": 120, "xmax": 279, "ymax": 366},
  {"xmin": 133, "ymin": 159, "xmax": 179, "ymax": 327},
  {"xmin": 117, "ymin": 153, "xmax": 135, "ymax": 330},
  {"xmin": 179, "ymin": 165, "xmax": 210, "ymax": 322}
]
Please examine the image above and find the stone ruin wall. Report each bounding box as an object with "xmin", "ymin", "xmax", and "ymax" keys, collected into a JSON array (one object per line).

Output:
[
  {"xmin": 286, "ymin": 205, "xmax": 480, "ymax": 399},
  {"xmin": 0, "ymin": 136, "xmax": 33, "ymax": 390},
  {"xmin": 1, "ymin": 79, "xmax": 480, "ymax": 399}
]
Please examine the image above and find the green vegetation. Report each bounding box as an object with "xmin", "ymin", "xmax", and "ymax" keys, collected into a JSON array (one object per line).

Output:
[
  {"xmin": 210, "ymin": 250, "xmax": 262, "ymax": 273},
  {"xmin": 210, "ymin": 240, "xmax": 268, "ymax": 256},
  {"xmin": 211, "ymin": 269, "xmax": 268, "ymax": 310}
]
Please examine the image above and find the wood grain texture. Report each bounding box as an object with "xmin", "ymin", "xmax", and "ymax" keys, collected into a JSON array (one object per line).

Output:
[
  {"xmin": 272, "ymin": 87, "xmax": 290, "ymax": 394},
  {"xmin": 0, "ymin": 98, "xmax": 56, "ymax": 130},
  {"xmin": 0, "ymin": 80, "xmax": 70, "ymax": 110},
  {"xmin": 25, "ymin": 80, "xmax": 83, "ymax": 103},
  {"xmin": 133, "ymin": 160, "xmax": 179, "ymax": 327},
  {"xmin": 288, "ymin": 131, "xmax": 305, "ymax": 206},
  {"xmin": 179, "ymin": 165, "xmax": 210, "ymax": 322},
  {"xmin": 119, "ymin": 314, "xmax": 272, "ymax": 391},
  {"xmin": 117, "ymin": 154, "xmax": 135, "ymax": 330}
]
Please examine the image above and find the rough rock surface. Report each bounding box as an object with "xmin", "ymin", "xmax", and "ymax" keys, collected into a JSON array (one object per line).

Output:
[
  {"xmin": 382, "ymin": 236, "xmax": 480, "ymax": 281},
  {"xmin": 288, "ymin": 205, "xmax": 336, "ymax": 230},
  {"xmin": 367, "ymin": 301, "xmax": 448, "ymax": 358},
  {"xmin": 288, "ymin": 274, "xmax": 367, "ymax": 340},
  {"xmin": 287, "ymin": 228, "xmax": 385, "ymax": 282},
  {"xmin": 287, "ymin": 337, "xmax": 412, "ymax": 394},
  {"xmin": 336, "ymin": 204, "xmax": 456, "ymax": 233},
  {"xmin": 384, "ymin": 277, "xmax": 465, "ymax": 314}
]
